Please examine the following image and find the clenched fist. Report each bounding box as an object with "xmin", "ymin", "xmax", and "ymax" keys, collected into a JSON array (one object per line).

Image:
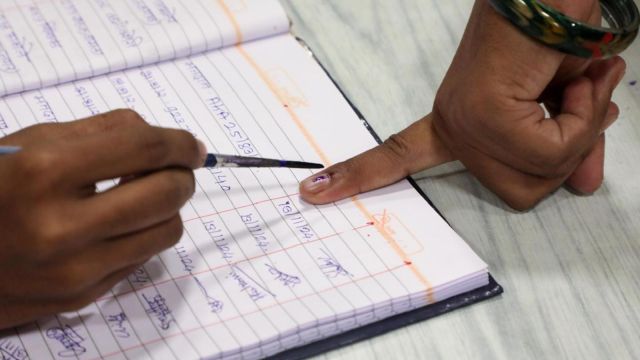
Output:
[{"xmin": 300, "ymin": 0, "xmax": 626, "ymax": 210}]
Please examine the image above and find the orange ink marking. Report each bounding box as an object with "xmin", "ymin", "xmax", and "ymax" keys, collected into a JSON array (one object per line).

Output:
[
  {"xmin": 373, "ymin": 210, "xmax": 424, "ymax": 256},
  {"xmin": 267, "ymin": 68, "xmax": 309, "ymax": 108}
]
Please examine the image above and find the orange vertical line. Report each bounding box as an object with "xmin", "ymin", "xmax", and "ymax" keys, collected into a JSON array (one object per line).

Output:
[
  {"xmin": 218, "ymin": 6, "xmax": 435, "ymax": 303},
  {"xmin": 217, "ymin": 0, "xmax": 244, "ymax": 44}
]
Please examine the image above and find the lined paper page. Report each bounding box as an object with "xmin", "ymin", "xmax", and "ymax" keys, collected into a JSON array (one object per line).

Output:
[
  {"xmin": 0, "ymin": 34, "xmax": 487, "ymax": 359},
  {"xmin": 0, "ymin": 0, "xmax": 289, "ymax": 96}
]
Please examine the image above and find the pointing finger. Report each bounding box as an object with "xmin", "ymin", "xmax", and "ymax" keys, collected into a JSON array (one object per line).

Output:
[{"xmin": 300, "ymin": 114, "xmax": 453, "ymax": 204}]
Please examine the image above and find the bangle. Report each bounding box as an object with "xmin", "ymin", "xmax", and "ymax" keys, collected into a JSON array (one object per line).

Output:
[{"xmin": 487, "ymin": 0, "xmax": 640, "ymax": 58}]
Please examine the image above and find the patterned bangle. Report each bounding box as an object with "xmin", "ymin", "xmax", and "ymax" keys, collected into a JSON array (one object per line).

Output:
[{"xmin": 488, "ymin": 0, "xmax": 640, "ymax": 58}]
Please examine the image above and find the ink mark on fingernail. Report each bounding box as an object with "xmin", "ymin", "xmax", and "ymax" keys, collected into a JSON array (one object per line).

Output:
[{"xmin": 313, "ymin": 174, "xmax": 330, "ymax": 183}]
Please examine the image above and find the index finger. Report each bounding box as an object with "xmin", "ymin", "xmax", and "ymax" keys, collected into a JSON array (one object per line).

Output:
[
  {"xmin": 300, "ymin": 114, "xmax": 453, "ymax": 204},
  {"xmin": 58, "ymin": 122, "xmax": 205, "ymax": 185},
  {"xmin": 0, "ymin": 109, "xmax": 146, "ymax": 148}
]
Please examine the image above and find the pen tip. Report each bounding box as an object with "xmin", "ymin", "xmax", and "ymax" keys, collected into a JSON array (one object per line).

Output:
[{"xmin": 283, "ymin": 160, "xmax": 325, "ymax": 169}]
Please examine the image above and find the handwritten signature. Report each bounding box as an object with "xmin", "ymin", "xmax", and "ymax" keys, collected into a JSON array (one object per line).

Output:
[
  {"xmin": 0, "ymin": 339, "xmax": 28, "ymax": 360},
  {"xmin": 317, "ymin": 249, "xmax": 353, "ymax": 279},
  {"xmin": 194, "ymin": 277, "xmax": 224, "ymax": 314},
  {"xmin": 266, "ymin": 264, "xmax": 301, "ymax": 288},
  {"xmin": 142, "ymin": 293, "xmax": 174, "ymax": 330},
  {"xmin": 106, "ymin": 313, "xmax": 131, "ymax": 339},
  {"xmin": 45, "ymin": 325, "xmax": 86, "ymax": 358},
  {"xmin": 229, "ymin": 266, "xmax": 275, "ymax": 302}
]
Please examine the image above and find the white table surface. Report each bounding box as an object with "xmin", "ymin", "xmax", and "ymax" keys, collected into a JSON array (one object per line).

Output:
[{"xmin": 280, "ymin": 1, "xmax": 640, "ymax": 359}]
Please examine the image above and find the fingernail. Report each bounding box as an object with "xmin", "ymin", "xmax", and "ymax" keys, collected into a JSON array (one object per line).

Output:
[
  {"xmin": 196, "ymin": 139, "xmax": 208, "ymax": 166},
  {"xmin": 301, "ymin": 173, "xmax": 331, "ymax": 193},
  {"xmin": 564, "ymin": 184, "xmax": 594, "ymax": 197}
]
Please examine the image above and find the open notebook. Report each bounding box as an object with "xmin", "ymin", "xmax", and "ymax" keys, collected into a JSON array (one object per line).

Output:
[{"xmin": 0, "ymin": 1, "xmax": 500, "ymax": 359}]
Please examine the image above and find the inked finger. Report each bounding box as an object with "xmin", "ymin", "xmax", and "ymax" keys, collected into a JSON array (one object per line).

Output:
[{"xmin": 300, "ymin": 115, "xmax": 453, "ymax": 204}]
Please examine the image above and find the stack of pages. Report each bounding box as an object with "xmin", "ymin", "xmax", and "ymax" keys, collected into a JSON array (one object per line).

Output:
[{"xmin": 0, "ymin": 1, "xmax": 491, "ymax": 359}]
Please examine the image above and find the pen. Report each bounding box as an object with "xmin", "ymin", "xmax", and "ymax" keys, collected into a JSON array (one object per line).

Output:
[
  {"xmin": 204, "ymin": 153, "xmax": 323, "ymax": 169},
  {"xmin": 0, "ymin": 146, "xmax": 324, "ymax": 169},
  {"xmin": 0, "ymin": 146, "xmax": 20, "ymax": 155}
]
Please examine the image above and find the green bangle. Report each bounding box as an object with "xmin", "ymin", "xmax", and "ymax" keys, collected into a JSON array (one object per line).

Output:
[{"xmin": 488, "ymin": 0, "xmax": 640, "ymax": 58}]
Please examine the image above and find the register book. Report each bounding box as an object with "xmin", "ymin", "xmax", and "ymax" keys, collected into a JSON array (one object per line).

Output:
[{"xmin": 0, "ymin": 1, "xmax": 500, "ymax": 359}]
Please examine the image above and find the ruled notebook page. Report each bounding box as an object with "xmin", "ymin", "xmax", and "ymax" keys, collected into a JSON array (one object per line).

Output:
[
  {"xmin": 0, "ymin": 34, "xmax": 487, "ymax": 360},
  {"xmin": 0, "ymin": 0, "xmax": 289, "ymax": 96}
]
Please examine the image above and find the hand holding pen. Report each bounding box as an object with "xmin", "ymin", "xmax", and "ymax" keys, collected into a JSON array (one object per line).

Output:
[
  {"xmin": 0, "ymin": 109, "xmax": 321, "ymax": 330},
  {"xmin": 1, "ymin": 145, "xmax": 323, "ymax": 169}
]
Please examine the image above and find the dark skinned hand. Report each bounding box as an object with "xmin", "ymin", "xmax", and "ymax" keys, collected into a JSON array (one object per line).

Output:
[
  {"xmin": 300, "ymin": 0, "xmax": 626, "ymax": 210},
  {"xmin": 0, "ymin": 110, "xmax": 206, "ymax": 329}
]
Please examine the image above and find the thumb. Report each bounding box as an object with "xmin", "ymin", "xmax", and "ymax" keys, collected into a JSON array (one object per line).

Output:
[{"xmin": 300, "ymin": 114, "xmax": 454, "ymax": 204}]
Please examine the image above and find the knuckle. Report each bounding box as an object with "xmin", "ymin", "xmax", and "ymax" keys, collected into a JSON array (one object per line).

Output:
[
  {"xmin": 139, "ymin": 129, "xmax": 171, "ymax": 165},
  {"xmin": 502, "ymin": 188, "xmax": 547, "ymax": 212},
  {"xmin": 30, "ymin": 225, "xmax": 68, "ymax": 262},
  {"xmin": 28, "ymin": 212, "xmax": 81, "ymax": 263},
  {"xmin": 382, "ymin": 133, "xmax": 412, "ymax": 161},
  {"xmin": 111, "ymin": 108, "xmax": 146, "ymax": 126},
  {"xmin": 18, "ymin": 150, "xmax": 61, "ymax": 179}
]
